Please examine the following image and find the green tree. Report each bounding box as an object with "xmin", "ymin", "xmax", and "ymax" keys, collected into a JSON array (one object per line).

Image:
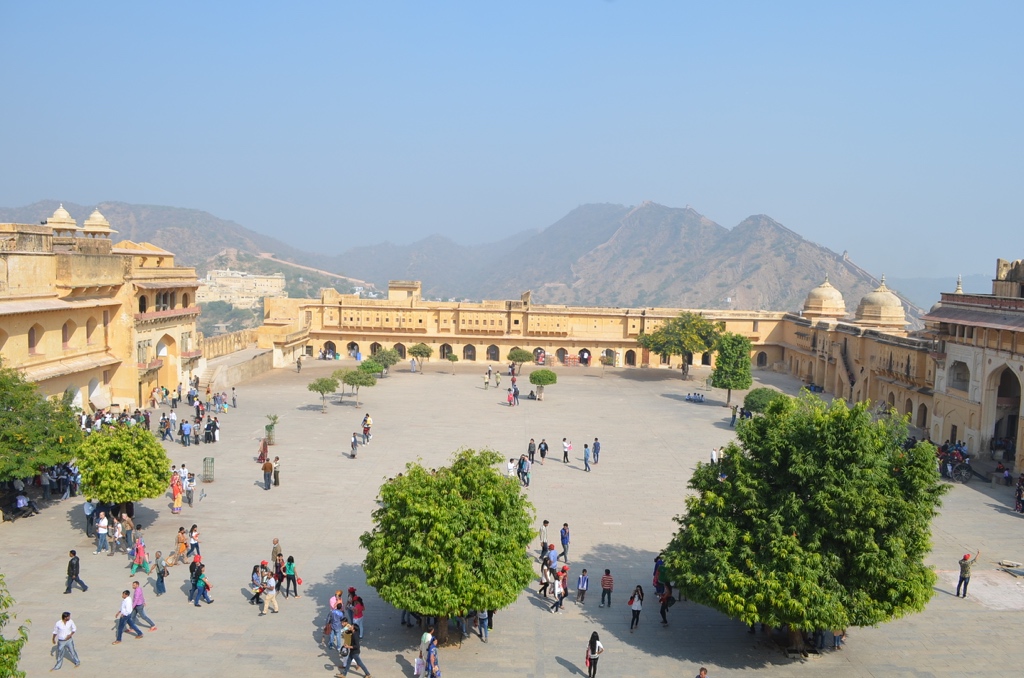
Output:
[
  {"xmin": 372, "ymin": 348, "xmax": 400, "ymax": 375},
  {"xmin": 507, "ymin": 348, "xmax": 534, "ymax": 374},
  {"xmin": 307, "ymin": 377, "xmax": 339, "ymax": 413},
  {"xmin": 744, "ymin": 387, "xmax": 787, "ymax": 413},
  {"xmin": 332, "ymin": 369, "xmax": 353, "ymax": 395},
  {"xmin": 0, "ymin": 360, "xmax": 83, "ymax": 481},
  {"xmin": 409, "ymin": 343, "xmax": 433, "ymax": 374},
  {"xmin": 446, "ymin": 353, "xmax": 459, "ymax": 372},
  {"xmin": 359, "ymin": 359, "xmax": 384, "ymax": 378},
  {"xmin": 662, "ymin": 395, "xmax": 946, "ymax": 647},
  {"xmin": 710, "ymin": 332, "xmax": 754, "ymax": 405},
  {"xmin": 78, "ymin": 426, "xmax": 172, "ymax": 504},
  {"xmin": 360, "ymin": 448, "xmax": 535, "ymax": 645},
  {"xmin": 529, "ymin": 369, "xmax": 557, "ymax": 401},
  {"xmin": 0, "ymin": 574, "xmax": 28, "ymax": 678},
  {"xmin": 342, "ymin": 370, "xmax": 377, "ymax": 406},
  {"xmin": 637, "ymin": 312, "xmax": 722, "ymax": 376}
]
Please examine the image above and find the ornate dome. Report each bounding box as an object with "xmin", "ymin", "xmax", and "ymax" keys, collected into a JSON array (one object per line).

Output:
[
  {"xmin": 82, "ymin": 208, "xmax": 118, "ymax": 237},
  {"xmin": 802, "ymin": 275, "xmax": 846, "ymax": 318},
  {"xmin": 855, "ymin": 276, "xmax": 905, "ymax": 328},
  {"xmin": 47, "ymin": 203, "xmax": 78, "ymax": 233}
]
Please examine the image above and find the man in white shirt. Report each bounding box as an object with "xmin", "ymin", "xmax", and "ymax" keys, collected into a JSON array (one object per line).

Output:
[
  {"xmin": 52, "ymin": 611, "xmax": 81, "ymax": 669},
  {"xmin": 94, "ymin": 512, "xmax": 109, "ymax": 554},
  {"xmin": 114, "ymin": 589, "xmax": 143, "ymax": 643}
]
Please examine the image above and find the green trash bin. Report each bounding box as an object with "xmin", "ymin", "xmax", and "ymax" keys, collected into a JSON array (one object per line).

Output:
[{"xmin": 202, "ymin": 457, "xmax": 214, "ymax": 483}]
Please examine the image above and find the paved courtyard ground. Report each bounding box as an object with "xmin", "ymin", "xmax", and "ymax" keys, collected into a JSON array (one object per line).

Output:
[{"xmin": 7, "ymin": 359, "xmax": 1024, "ymax": 677}]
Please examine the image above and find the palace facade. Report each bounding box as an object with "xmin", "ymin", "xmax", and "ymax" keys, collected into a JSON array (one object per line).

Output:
[{"xmin": 0, "ymin": 206, "xmax": 201, "ymax": 411}]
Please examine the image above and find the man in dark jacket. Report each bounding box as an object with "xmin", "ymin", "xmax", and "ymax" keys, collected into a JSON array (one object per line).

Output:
[{"xmin": 64, "ymin": 550, "xmax": 88, "ymax": 594}]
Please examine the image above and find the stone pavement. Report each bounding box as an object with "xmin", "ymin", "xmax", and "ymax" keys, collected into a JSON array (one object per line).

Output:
[{"xmin": 7, "ymin": 359, "xmax": 1024, "ymax": 677}]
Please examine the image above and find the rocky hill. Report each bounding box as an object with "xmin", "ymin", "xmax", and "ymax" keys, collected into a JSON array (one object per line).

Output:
[{"xmin": 1, "ymin": 199, "xmax": 922, "ymax": 320}]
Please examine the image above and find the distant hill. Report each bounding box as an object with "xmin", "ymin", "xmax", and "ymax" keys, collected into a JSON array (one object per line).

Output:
[{"xmin": 1, "ymin": 199, "xmax": 923, "ymax": 322}]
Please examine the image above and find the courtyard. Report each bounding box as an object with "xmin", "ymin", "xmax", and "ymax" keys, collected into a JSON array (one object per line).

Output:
[{"xmin": 6, "ymin": 358, "xmax": 1024, "ymax": 677}]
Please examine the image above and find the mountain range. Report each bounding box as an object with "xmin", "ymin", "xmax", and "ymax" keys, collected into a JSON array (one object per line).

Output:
[{"xmin": 1, "ymin": 199, "xmax": 930, "ymax": 320}]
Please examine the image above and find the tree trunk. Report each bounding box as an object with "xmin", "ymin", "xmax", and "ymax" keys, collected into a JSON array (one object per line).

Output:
[
  {"xmin": 321, "ymin": 396, "xmax": 327, "ymax": 413},
  {"xmin": 436, "ymin": 616, "xmax": 450, "ymax": 645},
  {"xmin": 355, "ymin": 387, "xmax": 360, "ymax": 406},
  {"xmin": 726, "ymin": 388, "xmax": 732, "ymax": 405},
  {"xmin": 537, "ymin": 385, "xmax": 545, "ymax": 401}
]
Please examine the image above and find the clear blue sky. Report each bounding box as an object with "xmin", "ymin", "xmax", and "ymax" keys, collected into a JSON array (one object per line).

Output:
[{"xmin": 2, "ymin": 1, "xmax": 1021, "ymax": 277}]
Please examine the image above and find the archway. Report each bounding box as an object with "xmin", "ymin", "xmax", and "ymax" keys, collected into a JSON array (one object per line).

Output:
[
  {"xmin": 701, "ymin": 352, "xmax": 712, "ymax": 366},
  {"xmin": 887, "ymin": 392, "xmax": 896, "ymax": 407},
  {"xmin": 533, "ymin": 347, "xmax": 546, "ymax": 365},
  {"xmin": 624, "ymin": 349, "xmax": 636, "ymax": 367},
  {"xmin": 156, "ymin": 334, "xmax": 178, "ymax": 389},
  {"xmin": 463, "ymin": 344, "xmax": 476, "ymax": 361},
  {"xmin": 756, "ymin": 351, "xmax": 768, "ymax": 368},
  {"xmin": 370, "ymin": 342, "xmax": 383, "ymax": 355},
  {"xmin": 486, "ymin": 345, "xmax": 500, "ymax": 362},
  {"xmin": 323, "ymin": 341, "xmax": 337, "ymax": 357},
  {"xmin": 65, "ymin": 385, "xmax": 83, "ymax": 410},
  {"xmin": 556, "ymin": 348, "xmax": 568, "ymax": 364},
  {"xmin": 440, "ymin": 344, "xmax": 453, "ymax": 359},
  {"xmin": 346, "ymin": 341, "xmax": 360, "ymax": 357},
  {"xmin": 949, "ymin": 360, "xmax": 970, "ymax": 391},
  {"xmin": 905, "ymin": 398, "xmax": 914, "ymax": 417},
  {"xmin": 917, "ymin": 403, "xmax": 928, "ymax": 428},
  {"xmin": 578, "ymin": 349, "xmax": 591, "ymax": 366},
  {"xmin": 393, "ymin": 343, "xmax": 406, "ymax": 359},
  {"xmin": 993, "ymin": 366, "xmax": 1021, "ymax": 440}
]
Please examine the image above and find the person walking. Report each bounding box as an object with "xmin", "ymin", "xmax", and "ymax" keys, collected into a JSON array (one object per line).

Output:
[
  {"xmin": 477, "ymin": 609, "xmax": 489, "ymax": 642},
  {"xmin": 169, "ymin": 527, "xmax": 187, "ymax": 566},
  {"xmin": 559, "ymin": 523, "xmax": 571, "ymax": 563},
  {"xmin": 259, "ymin": 572, "xmax": 279, "ymax": 616},
  {"xmin": 130, "ymin": 532, "xmax": 151, "ymax": 576},
  {"xmin": 551, "ymin": 567, "xmax": 569, "ymax": 613},
  {"xmin": 231, "ymin": 387, "xmax": 237, "ymax": 409},
  {"xmin": 154, "ymin": 551, "xmax": 167, "ymax": 596},
  {"xmin": 51, "ymin": 611, "xmax": 81, "ymax": 670},
  {"xmin": 593, "ymin": 437, "xmax": 601, "ymax": 464},
  {"xmin": 599, "ymin": 569, "xmax": 614, "ymax": 607},
  {"xmin": 538, "ymin": 438, "xmax": 548, "ymax": 464},
  {"xmin": 273, "ymin": 457, "xmax": 281, "ymax": 487},
  {"xmin": 271, "ymin": 538, "xmax": 283, "ymax": 563},
  {"xmin": 262, "ymin": 458, "xmax": 274, "ymax": 490},
  {"xmin": 957, "ymin": 550, "xmax": 981, "ymax": 597},
  {"xmin": 337, "ymin": 619, "xmax": 372, "ymax": 677},
  {"xmin": 583, "ymin": 444, "xmax": 591, "ymax": 472},
  {"xmin": 425, "ymin": 634, "xmax": 440, "ymax": 678},
  {"xmin": 113, "ymin": 589, "xmax": 143, "ymax": 644},
  {"xmin": 194, "ymin": 564, "xmax": 214, "ymax": 606},
  {"xmin": 658, "ymin": 582, "xmax": 674, "ymax": 625},
  {"xmin": 187, "ymin": 524, "xmax": 201, "ymax": 558},
  {"xmin": 585, "ymin": 631, "xmax": 604, "ymax": 678},
  {"xmin": 130, "ymin": 581, "xmax": 157, "ymax": 631},
  {"xmin": 528, "ymin": 438, "xmax": 536, "ymax": 463},
  {"xmin": 562, "ymin": 438, "xmax": 570, "ymax": 463},
  {"xmin": 483, "ymin": 373, "xmax": 489, "ymax": 390},
  {"xmin": 629, "ymin": 585, "xmax": 644, "ymax": 632},
  {"xmin": 64, "ymin": 550, "xmax": 88, "ymax": 594},
  {"xmin": 576, "ymin": 569, "xmax": 589, "ymax": 604},
  {"xmin": 94, "ymin": 511, "xmax": 110, "ymax": 554}
]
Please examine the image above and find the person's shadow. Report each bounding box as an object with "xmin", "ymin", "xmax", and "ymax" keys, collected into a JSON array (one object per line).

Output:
[{"xmin": 555, "ymin": 656, "xmax": 586, "ymax": 676}]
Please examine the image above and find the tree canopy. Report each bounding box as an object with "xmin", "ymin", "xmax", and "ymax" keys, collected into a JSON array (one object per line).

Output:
[
  {"xmin": 359, "ymin": 359, "xmax": 384, "ymax": 378},
  {"xmin": 710, "ymin": 332, "xmax": 754, "ymax": 405},
  {"xmin": 507, "ymin": 348, "xmax": 534, "ymax": 373},
  {"xmin": 744, "ymin": 387, "xmax": 788, "ymax": 413},
  {"xmin": 638, "ymin": 312, "xmax": 722, "ymax": 373},
  {"xmin": 78, "ymin": 425, "xmax": 172, "ymax": 504},
  {"xmin": 0, "ymin": 360, "xmax": 83, "ymax": 481},
  {"xmin": 662, "ymin": 394, "xmax": 946, "ymax": 637},
  {"xmin": 409, "ymin": 343, "xmax": 433, "ymax": 373},
  {"xmin": 342, "ymin": 370, "xmax": 377, "ymax": 406},
  {"xmin": 360, "ymin": 448, "xmax": 535, "ymax": 644},
  {"xmin": 0, "ymin": 574, "xmax": 27, "ymax": 678},
  {"xmin": 528, "ymin": 369, "xmax": 557, "ymax": 400},
  {"xmin": 308, "ymin": 377, "xmax": 339, "ymax": 413},
  {"xmin": 371, "ymin": 348, "xmax": 400, "ymax": 373}
]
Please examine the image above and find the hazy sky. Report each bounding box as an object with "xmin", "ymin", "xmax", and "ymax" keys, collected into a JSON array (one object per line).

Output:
[{"xmin": 3, "ymin": 2, "xmax": 1021, "ymax": 277}]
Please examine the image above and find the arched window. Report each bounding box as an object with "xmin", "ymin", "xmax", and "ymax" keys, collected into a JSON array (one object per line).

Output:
[
  {"xmin": 170, "ymin": 292, "xmax": 177, "ymax": 309},
  {"xmin": 393, "ymin": 343, "xmax": 406, "ymax": 359},
  {"xmin": 756, "ymin": 351, "xmax": 768, "ymax": 367},
  {"xmin": 139, "ymin": 296, "xmax": 148, "ymax": 313},
  {"xmin": 0, "ymin": 328, "xmax": 7, "ymax": 354},
  {"xmin": 28, "ymin": 324, "xmax": 42, "ymax": 354},
  {"xmin": 917, "ymin": 403, "xmax": 928, "ymax": 428},
  {"xmin": 439, "ymin": 344, "xmax": 453, "ymax": 359},
  {"xmin": 463, "ymin": 344, "xmax": 476, "ymax": 361},
  {"xmin": 182, "ymin": 293, "xmax": 190, "ymax": 307},
  {"xmin": 486, "ymin": 345, "xmax": 500, "ymax": 362},
  {"xmin": 624, "ymin": 349, "xmax": 636, "ymax": 367},
  {"xmin": 62, "ymin": 321, "xmax": 75, "ymax": 349},
  {"xmin": 949, "ymin": 361, "xmax": 970, "ymax": 391},
  {"xmin": 86, "ymin": 317, "xmax": 98, "ymax": 345}
]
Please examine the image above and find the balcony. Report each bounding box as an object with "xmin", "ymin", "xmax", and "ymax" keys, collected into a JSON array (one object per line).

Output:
[
  {"xmin": 134, "ymin": 306, "xmax": 202, "ymax": 322},
  {"xmin": 181, "ymin": 350, "xmax": 203, "ymax": 359},
  {"xmin": 137, "ymin": 358, "xmax": 163, "ymax": 372}
]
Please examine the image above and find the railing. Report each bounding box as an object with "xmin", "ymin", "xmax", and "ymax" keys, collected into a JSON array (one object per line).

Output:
[{"xmin": 134, "ymin": 306, "xmax": 201, "ymax": 322}]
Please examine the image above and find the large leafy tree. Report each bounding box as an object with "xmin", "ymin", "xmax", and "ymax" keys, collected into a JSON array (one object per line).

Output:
[
  {"xmin": 662, "ymin": 395, "xmax": 946, "ymax": 645},
  {"xmin": 361, "ymin": 448, "xmax": 535, "ymax": 645},
  {"xmin": 0, "ymin": 360, "xmax": 83, "ymax": 481},
  {"xmin": 409, "ymin": 343, "xmax": 433, "ymax": 374},
  {"xmin": 507, "ymin": 348, "xmax": 534, "ymax": 374},
  {"xmin": 359, "ymin": 359, "xmax": 384, "ymax": 378},
  {"xmin": 78, "ymin": 426, "xmax": 172, "ymax": 504},
  {"xmin": 744, "ymin": 387, "xmax": 787, "ymax": 413},
  {"xmin": 308, "ymin": 377, "xmax": 339, "ymax": 413},
  {"xmin": 528, "ymin": 369, "xmax": 557, "ymax": 401},
  {"xmin": 343, "ymin": 370, "xmax": 376, "ymax": 406},
  {"xmin": 710, "ymin": 332, "xmax": 754, "ymax": 405},
  {"xmin": 0, "ymin": 574, "xmax": 28, "ymax": 678},
  {"xmin": 637, "ymin": 312, "xmax": 722, "ymax": 375}
]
